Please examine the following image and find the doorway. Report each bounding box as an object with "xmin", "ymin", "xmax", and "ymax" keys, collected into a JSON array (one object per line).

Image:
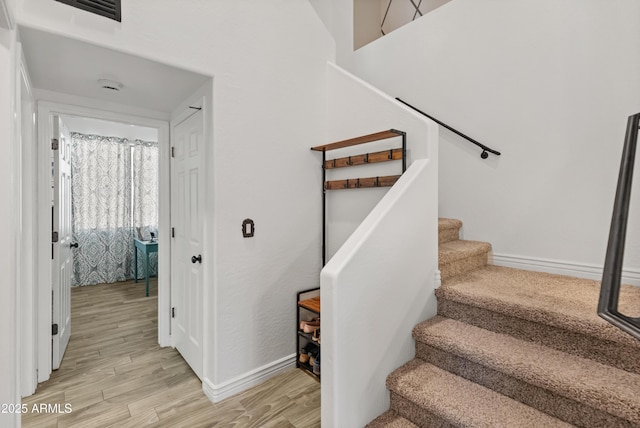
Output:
[
  {"xmin": 54, "ymin": 114, "xmax": 161, "ymax": 369},
  {"xmin": 36, "ymin": 102, "xmax": 171, "ymax": 382},
  {"xmin": 18, "ymin": 24, "xmax": 212, "ymax": 394},
  {"xmin": 62, "ymin": 115, "xmax": 160, "ymax": 286},
  {"xmin": 170, "ymin": 106, "xmax": 205, "ymax": 379}
]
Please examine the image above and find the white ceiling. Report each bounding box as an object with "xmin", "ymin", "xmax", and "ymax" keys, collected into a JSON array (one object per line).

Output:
[{"xmin": 19, "ymin": 26, "xmax": 210, "ymax": 113}]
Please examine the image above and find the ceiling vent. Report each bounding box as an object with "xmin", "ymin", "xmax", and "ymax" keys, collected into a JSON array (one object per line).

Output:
[
  {"xmin": 98, "ymin": 79, "xmax": 123, "ymax": 92},
  {"xmin": 55, "ymin": 0, "xmax": 121, "ymax": 22}
]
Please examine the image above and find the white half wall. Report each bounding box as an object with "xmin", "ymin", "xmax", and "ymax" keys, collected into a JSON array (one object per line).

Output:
[
  {"xmin": 331, "ymin": 0, "xmax": 640, "ymax": 277},
  {"xmin": 325, "ymin": 63, "xmax": 432, "ymax": 258},
  {"xmin": 17, "ymin": 0, "xmax": 336, "ymax": 396},
  {"xmin": 323, "ymin": 63, "xmax": 438, "ymax": 427},
  {"xmin": 322, "ymin": 160, "xmax": 439, "ymax": 427}
]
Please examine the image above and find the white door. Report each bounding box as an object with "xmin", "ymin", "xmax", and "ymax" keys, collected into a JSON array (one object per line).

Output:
[
  {"xmin": 171, "ymin": 109, "xmax": 204, "ymax": 378},
  {"xmin": 52, "ymin": 115, "xmax": 72, "ymax": 370}
]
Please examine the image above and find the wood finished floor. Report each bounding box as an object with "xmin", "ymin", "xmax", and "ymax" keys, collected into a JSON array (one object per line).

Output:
[{"xmin": 22, "ymin": 279, "xmax": 320, "ymax": 428}]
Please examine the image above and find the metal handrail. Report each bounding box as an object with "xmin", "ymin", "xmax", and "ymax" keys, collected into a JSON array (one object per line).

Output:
[
  {"xmin": 396, "ymin": 97, "xmax": 501, "ymax": 159},
  {"xmin": 598, "ymin": 112, "xmax": 640, "ymax": 340}
]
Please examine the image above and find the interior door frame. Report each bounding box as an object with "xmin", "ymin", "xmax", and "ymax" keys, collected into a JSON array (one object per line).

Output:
[
  {"xmin": 17, "ymin": 43, "xmax": 37, "ymax": 397},
  {"xmin": 170, "ymin": 101, "xmax": 205, "ymax": 378},
  {"xmin": 50, "ymin": 115, "xmax": 72, "ymax": 370},
  {"xmin": 35, "ymin": 101, "xmax": 171, "ymax": 382},
  {"xmin": 168, "ymin": 82, "xmax": 213, "ymax": 387}
]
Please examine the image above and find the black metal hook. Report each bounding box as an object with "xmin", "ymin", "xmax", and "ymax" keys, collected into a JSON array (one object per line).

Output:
[{"xmin": 481, "ymin": 150, "xmax": 488, "ymax": 159}]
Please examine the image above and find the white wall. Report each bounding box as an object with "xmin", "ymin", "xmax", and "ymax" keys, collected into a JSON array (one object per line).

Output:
[
  {"xmin": 330, "ymin": 0, "xmax": 356, "ymax": 67},
  {"xmin": 308, "ymin": 0, "xmax": 333, "ymax": 36},
  {"xmin": 354, "ymin": 0, "xmax": 381, "ymax": 50},
  {"xmin": 332, "ymin": 0, "xmax": 640, "ymax": 280},
  {"xmin": 61, "ymin": 115, "xmax": 158, "ymax": 141},
  {"xmin": 379, "ymin": 0, "xmax": 451, "ymax": 38},
  {"xmin": 325, "ymin": 63, "xmax": 431, "ymax": 259},
  {"xmin": 16, "ymin": 0, "xmax": 336, "ymax": 399},
  {"xmin": 0, "ymin": 20, "xmax": 20, "ymax": 428},
  {"xmin": 354, "ymin": 0, "xmax": 452, "ymax": 50},
  {"xmin": 0, "ymin": 0, "xmax": 15, "ymax": 29},
  {"xmin": 33, "ymin": 88, "xmax": 169, "ymax": 121},
  {"xmin": 322, "ymin": 63, "xmax": 438, "ymax": 427}
]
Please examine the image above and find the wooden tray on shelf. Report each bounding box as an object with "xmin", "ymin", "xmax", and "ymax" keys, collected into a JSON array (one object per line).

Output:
[{"xmin": 298, "ymin": 296, "xmax": 320, "ymax": 313}]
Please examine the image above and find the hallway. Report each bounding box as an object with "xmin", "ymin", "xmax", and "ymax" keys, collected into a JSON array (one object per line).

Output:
[{"xmin": 22, "ymin": 280, "xmax": 320, "ymax": 427}]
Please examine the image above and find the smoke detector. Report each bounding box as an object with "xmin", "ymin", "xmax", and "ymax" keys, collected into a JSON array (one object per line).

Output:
[{"xmin": 98, "ymin": 79, "xmax": 123, "ymax": 92}]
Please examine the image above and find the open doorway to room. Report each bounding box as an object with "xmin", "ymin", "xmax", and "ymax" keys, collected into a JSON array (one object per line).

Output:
[
  {"xmin": 46, "ymin": 113, "xmax": 162, "ymax": 373},
  {"xmin": 61, "ymin": 115, "xmax": 160, "ymax": 293},
  {"xmin": 35, "ymin": 98, "xmax": 172, "ymax": 384},
  {"xmin": 17, "ymin": 24, "xmax": 212, "ymax": 406}
]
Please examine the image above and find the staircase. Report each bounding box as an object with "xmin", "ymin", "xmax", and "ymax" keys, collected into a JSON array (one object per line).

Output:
[{"xmin": 367, "ymin": 218, "xmax": 640, "ymax": 427}]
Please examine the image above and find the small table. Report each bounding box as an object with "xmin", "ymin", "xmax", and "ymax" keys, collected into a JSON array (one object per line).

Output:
[{"xmin": 134, "ymin": 238, "xmax": 158, "ymax": 297}]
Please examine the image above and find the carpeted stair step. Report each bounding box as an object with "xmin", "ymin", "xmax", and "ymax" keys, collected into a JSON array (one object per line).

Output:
[
  {"xmin": 414, "ymin": 316, "xmax": 640, "ymax": 426},
  {"xmin": 365, "ymin": 410, "xmax": 419, "ymax": 428},
  {"xmin": 438, "ymin": 239, "xmax": 491, "ymax": 280},
  {"xmin": 437, "ymin": 265, "xmax": 640, "ymax": 374},
  {"xmin": 438, "ymin": 218, "xmax": 462, "ymax": 244},
  {"xmin": 386, "ymin": 359, "xmax": 573, "ymax": 428}
]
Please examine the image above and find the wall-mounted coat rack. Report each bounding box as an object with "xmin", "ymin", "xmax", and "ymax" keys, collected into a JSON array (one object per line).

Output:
[{"xmin": 311, "ymin": 129, "xmax": 406, "ymax": 266}]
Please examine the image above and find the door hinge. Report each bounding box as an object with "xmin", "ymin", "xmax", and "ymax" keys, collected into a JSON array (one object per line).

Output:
[
  {"xmin": 51, "ymin": 138, "xmax": 59, "ymax": 150},
  {"xmin": 171, "ymin": 147, "xmax": 175, "ymax": 158},
  {"xmin": 52, "ymin": 324, "xmax": 58, "ymax": 335},
  {"xmin": 171, "ymin": 227, "xmax": 175, "ymax": 238},
  {"xmin": 52, "ymin": 231, "xmax": 59, "ymax": 243},
  {"xmin": 171, "ymin": 307, "xmax": 175, "ymax": 318}
]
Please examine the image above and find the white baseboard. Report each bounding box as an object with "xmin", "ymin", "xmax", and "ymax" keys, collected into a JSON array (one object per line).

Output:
[
  {"xmin": 202, "ymin": 354, "xmax": 297, "ymax": 403},
  {"xmin": 491, "ymin": 253, "xmax": 640, "ymax": 286}
]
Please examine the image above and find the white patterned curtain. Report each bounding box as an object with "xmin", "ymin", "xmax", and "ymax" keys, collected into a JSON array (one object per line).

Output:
[
  {"xmin": 131, "ymin": 141, "xmax": 160, "ymax": 282},
  {"xmin": 71, "ymin": 132, "xmax": 158, "ymax": 286}
]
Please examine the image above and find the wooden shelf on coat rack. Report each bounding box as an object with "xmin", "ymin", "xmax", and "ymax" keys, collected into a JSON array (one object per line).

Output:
[
  {"xmin": 311, "ymin": 128, "xmax": 407, "ymax": 266},
  {"xmin": 295, "ymin": 129, "xmax": 407, "ymax": 383},
  {"xmin": 323, "ymin": 148, "xmax": 404, "ymax": 170}
]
